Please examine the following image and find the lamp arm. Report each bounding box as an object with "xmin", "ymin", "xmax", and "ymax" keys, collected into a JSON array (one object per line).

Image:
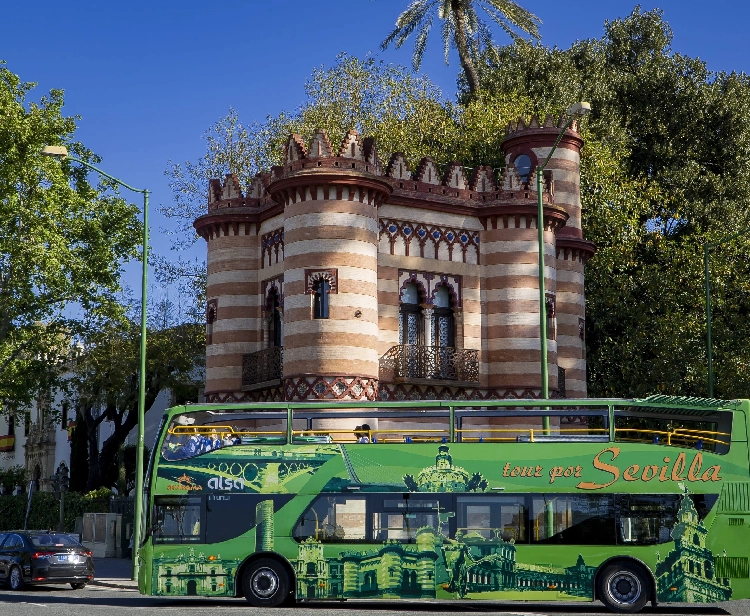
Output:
[
  {"xmin": 708, "ymin": 225, "xmax": 750, "ymax": 250},
  {"xmin": 66, "ymin": 155, "xmax": 147, "ymax": 195},
  {"xmin": 537, "ymin": 116, "xmax": 576, "ymax": 172}
]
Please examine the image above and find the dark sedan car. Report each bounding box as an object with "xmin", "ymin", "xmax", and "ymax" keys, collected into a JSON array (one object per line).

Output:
[{"xmin": 0, "ymin": 531, "xmax": 95, "ymax": 590}]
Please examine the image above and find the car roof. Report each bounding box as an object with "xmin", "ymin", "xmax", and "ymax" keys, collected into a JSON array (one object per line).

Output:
[{"xmin": 3, "ymin": 530, "xmax": 73, "ymax": 535}]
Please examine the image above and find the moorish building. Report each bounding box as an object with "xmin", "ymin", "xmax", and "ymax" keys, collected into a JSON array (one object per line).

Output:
[{"xmin": 194, "ymin": 116, "xmax": 595, "ymax": 404}]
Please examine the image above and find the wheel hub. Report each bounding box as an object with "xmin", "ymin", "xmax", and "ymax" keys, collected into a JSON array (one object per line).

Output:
[
  {"xmin": 610, "ymin": 571, "xmax": 641, "ymax": 604},
  {"xmin": 252, "ymin": 568, "xmax": 279, "ymax": 598}
]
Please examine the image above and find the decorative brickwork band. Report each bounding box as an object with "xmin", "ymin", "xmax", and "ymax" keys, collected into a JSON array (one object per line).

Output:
[
  {"xmin": 305, "ymin": 269, "xmax": 338, "ymax": 295},
  {"xmin": 284, "ymin": 376, "xmax": 378, "ymax": 401},
  {"xmin": 205, "ymin": 388, "xmax": 284, "ymax": 403},
  {"xmin": 204, "ymin": 381, "xmax": 566, "ymax": 403},
  {"xmin": 379, "ymin": 218, "xmax": 479, "ymax": 262},
  {"xmin": 376, "ymin": 383, "xmax": 564, "ymax": 401}
]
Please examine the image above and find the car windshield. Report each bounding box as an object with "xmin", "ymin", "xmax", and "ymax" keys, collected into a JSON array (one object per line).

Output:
[{"xmin": 29, "ymin": 534, "xmax": 82, "ymax": 548}]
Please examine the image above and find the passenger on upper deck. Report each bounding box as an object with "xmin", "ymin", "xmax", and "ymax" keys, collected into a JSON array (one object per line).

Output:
[{"xmin": 354, "ymin": 424, "xmax": 372, "ymax": 443}]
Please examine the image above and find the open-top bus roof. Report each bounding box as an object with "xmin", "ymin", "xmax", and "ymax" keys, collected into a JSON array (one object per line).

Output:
[{"xmin": 162, "ymin": 395, "xmax": 745, "ymax": 421}]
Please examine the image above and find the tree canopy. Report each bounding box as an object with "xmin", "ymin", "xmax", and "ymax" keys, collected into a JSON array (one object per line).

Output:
[
  {"xmin": 474, "ymin": 7, "xmax": 750, "ymax": 398},
  {"xmin": 66, "ymin": 300, "xmax": 204, "ymax": 492},
  {"xmin": 0, "ymin": 62, "xmax": 142, "ymax": 418},
  {"xmin": 166, "ymin": 7, "xmax": 750, "ymax": 400}
]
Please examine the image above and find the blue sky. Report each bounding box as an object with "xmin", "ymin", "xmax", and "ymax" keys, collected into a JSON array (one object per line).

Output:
[{"xmin": 4, "ymin": 1, "xmax": 749, "ymax": 294}]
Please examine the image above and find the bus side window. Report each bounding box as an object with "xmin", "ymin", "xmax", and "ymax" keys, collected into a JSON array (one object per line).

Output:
[
  {"xmin": 153, "ymin": 496, "xmax": 203, "ymax": 544},
  {"xmin": 293, "ymin": 496, "xmax": 367, "ymax": 543},
  {"xmin": 456, "ymin": 495, "xmax": 527, "ymax": 543},
  {"xmin": 616, "ymin": 494, "xmax": 681, "ymax": 545},
  {"xmin": 372, "ymin": 495, "xmax": 451, "ymax": 543},
  {"xmin": 531, "ymin": 494, "xmax": 616, "ymax": 545}
]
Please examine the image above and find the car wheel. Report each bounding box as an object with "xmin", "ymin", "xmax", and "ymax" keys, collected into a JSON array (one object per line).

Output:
[
  {"xmin": 70, "ymin": 583, "xmax": 87, "ymax": 590},
  {"xmin": 598, "ymin": 562, "xmax": 650, "ymax": 613},
  {"xmin": 9, "ymin": 566, "xmax": 24, "ymax": 591},
  {"xmin": 242, "ymin": 558, "xmax": 290, "ymax": 608}
]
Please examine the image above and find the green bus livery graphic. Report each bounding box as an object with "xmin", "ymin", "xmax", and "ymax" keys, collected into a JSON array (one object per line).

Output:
[{"xmin": 139, "ymin": 398, "xmax": 750, "ymax": 611}]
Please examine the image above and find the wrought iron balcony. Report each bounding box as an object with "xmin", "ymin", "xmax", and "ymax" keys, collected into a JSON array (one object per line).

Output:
[
  {"xmin": 379, "ymin": 345, "xmax": 479, "ymax": 385},
  {"xmin": 242, "ymin": 346, "xmax": 283, "ymax": 389}
]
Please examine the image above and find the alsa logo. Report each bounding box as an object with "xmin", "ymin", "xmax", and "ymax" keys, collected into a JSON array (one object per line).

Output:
[
  {"xmin": 207, "ymin": 476, "xmax": 245, "ymax": 491},
  {"xmin": 167, "ymin": 474, "xmax": 203, "ymax": 491}
]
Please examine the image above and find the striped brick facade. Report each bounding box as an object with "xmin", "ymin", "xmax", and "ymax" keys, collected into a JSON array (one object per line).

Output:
[{"xmin": 194, "ymin": 118, "xmax": 595, "ymax": 403}]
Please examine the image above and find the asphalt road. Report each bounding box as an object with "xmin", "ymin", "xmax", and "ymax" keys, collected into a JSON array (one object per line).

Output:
[{"xmin": 1, "ymin": 586, "xmax": 750, "ymax": 616}]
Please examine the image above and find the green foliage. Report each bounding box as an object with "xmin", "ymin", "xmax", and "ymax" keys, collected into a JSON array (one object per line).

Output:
[
  {"xmin": 0, "ymin": 465, "xmax": 26, "ymax": 495},
  {"xmin": 66, "ymin": 309, "xmax": 204, "ymax": 491},
  {"xmin": 0, "ymin": 62, "xmax": 142, "ymax": 419},
  {"xmin": 0, "ymin": 489, "xmax": 111, "ymax": 532},
  {"xmin": 476, "ymin": 7, "xmax": 750, "ymax": 398}
]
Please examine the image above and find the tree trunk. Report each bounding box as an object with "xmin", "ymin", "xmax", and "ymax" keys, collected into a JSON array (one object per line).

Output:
[
  {"xmin": 69, "ymin": 411, "xmax": 89, "ymax": 493},
  {"xmin": 453, "ymin": 6, "xmax": 480, "ymax": 94},
  {"xmin": 84, "ymin": 408, "xmax": 103, "ymax": 492}
]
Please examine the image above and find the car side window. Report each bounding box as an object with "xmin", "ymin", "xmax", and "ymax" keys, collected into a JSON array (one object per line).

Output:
[
  {"xmin": 2, "ymin": 534, "xmax": 23, "ymax": 550},
  {"xmin": 0, "ymin": 533, "xmax": 7, "ymax": 547}
]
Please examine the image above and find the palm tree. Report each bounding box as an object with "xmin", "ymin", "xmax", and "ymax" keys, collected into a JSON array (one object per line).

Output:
[{"xmin": 381, "ymin": 0, "xmax": 541, "ymax": 94}]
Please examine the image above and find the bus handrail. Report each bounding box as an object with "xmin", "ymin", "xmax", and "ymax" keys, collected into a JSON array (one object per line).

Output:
[{"xmin": 614, "ymin": 427, "xmax": 730, "ymax": 447}]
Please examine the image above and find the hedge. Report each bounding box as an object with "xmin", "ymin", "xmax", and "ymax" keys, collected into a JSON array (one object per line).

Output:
[{"xmin": 0, "ymin": 489, "xmax": 112, "ymax": 532}]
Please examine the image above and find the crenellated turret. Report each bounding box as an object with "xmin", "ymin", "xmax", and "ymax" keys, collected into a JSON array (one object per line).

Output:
[
  {"xmin": 501, "ymin": 114, "xmax": 595, "ymax": 398},
  {"xmin": 267, "ymin": 129, "xmax": 392, "ymax": 401}
]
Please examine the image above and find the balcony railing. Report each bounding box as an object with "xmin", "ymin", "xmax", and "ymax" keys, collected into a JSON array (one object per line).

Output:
[
  {"xmin": 379, "ymin": 345, "xmax": 479, "ymax": 384},
  {"xmin": 242, "ymin": 346, "xmax": 283, "ymax": 388}
]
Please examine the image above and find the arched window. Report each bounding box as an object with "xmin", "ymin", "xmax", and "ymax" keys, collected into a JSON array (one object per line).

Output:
[
  {"xmin": 513, "ymin": 153, "xmax": 532, "ymax": 183},
  {"xmin": 268, "ymin": 289, "xmax": 282, "ymax": 347},
  {"xmin": 432, "ymin": 285, "xmax": 455, "ymax": 348},
  {"xmin": 399, "ymin": 282, "xmax": 422, "ymax": 345},
  {"xmin": 313, "ymin": 279, "xmax": 330, "ymax": 319}
]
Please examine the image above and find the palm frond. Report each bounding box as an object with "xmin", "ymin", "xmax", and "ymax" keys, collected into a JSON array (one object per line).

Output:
[
  {"xmin": 480, "ymin": 0, "xmax": 541, "ymax": 39},
  {"xmin": 413, "ymin": 14, "xmax": 435, "ymax": 71},
  {"xmin": 440, "ymin": 12, "xmax": 454, "ymax": 65},
  {"xmin": 382, "ymin": 0, "xmax": 437, "ymax": 50}
]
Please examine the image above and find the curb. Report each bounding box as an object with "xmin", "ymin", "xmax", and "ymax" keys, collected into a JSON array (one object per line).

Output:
[{"xmin": 91, "ymin": 579, "xmax": 139, "ymax": 590}]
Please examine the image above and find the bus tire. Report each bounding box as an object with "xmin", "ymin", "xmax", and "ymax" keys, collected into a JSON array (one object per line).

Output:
[
  {"xmin": 597, "ymin": 561, "xmax": 650, "ymax": 613},
  {"xmin": 242, "ymin": 558, "xmax": 289, "ymax": 608}
]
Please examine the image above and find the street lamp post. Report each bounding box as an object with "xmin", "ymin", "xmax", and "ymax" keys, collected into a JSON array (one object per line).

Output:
[
  {"xmin": 535, "ymin": 102, "xmax": 591, "ymax": 432},
  {"xmin": 704, "ymin": 227, "xmax": 750, "ymax": 398},
  {"xmin": 42, "ymin": 145, "xmax": 149, "ymax": 580}
]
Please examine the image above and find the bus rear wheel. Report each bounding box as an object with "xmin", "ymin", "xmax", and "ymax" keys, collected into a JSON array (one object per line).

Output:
[
  {"xmin": 242, "ymin": 558, "xmax": 290, "ymax": 608},
  {"xmin": 598, "ymin": 562, "xmax": 650, "ymax": 614}
]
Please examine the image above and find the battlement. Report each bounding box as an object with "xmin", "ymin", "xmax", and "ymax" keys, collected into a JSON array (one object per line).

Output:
[
  {"xmin": 505, "ymin": 113, "xmax": 582, "ymax": 136},
  {"xmin": 206, "ymin": 128, "xmax": 555, "ymax": 214}
]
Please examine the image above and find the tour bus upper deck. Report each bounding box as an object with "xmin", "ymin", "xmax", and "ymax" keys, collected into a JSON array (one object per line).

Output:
[{"xmin": 156, "ymin": 396, "xmax": 747, "ymax": 461}]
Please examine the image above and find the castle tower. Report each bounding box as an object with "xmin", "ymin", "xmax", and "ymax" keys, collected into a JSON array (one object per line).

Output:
[
  {"xmin": 194, "ymin": 173, "xmax": 266, "ymax": 399},
  {"xmin": 500, "ymin": 115, "xmax": 594, "ymax": 397},
  {"xmin": 267, "ymin": 130, "xmax": 392, "ymax": 400},
  {"xmin": 480, "ymin": 118, "xmax": 568, "ymax": 395}
]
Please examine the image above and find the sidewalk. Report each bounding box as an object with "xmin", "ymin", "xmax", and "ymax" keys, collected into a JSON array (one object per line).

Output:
[{"xmin": 91, "ymin": 557, "xmax": 139, "ymax": 590}]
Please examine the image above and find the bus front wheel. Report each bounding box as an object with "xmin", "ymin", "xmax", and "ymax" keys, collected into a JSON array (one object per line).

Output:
[
  {"xmin": 242, "ymin": 558, "xmax": 290, "ymax": 608},
  {"xmin": 598, "ymin": 562, "xmax": 650, "ymax": 614}
]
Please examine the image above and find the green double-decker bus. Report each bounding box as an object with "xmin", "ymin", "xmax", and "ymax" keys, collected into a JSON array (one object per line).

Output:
[{"xmin": 137, "ymin": 397, "xmax": 750, "ymax": 613}]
